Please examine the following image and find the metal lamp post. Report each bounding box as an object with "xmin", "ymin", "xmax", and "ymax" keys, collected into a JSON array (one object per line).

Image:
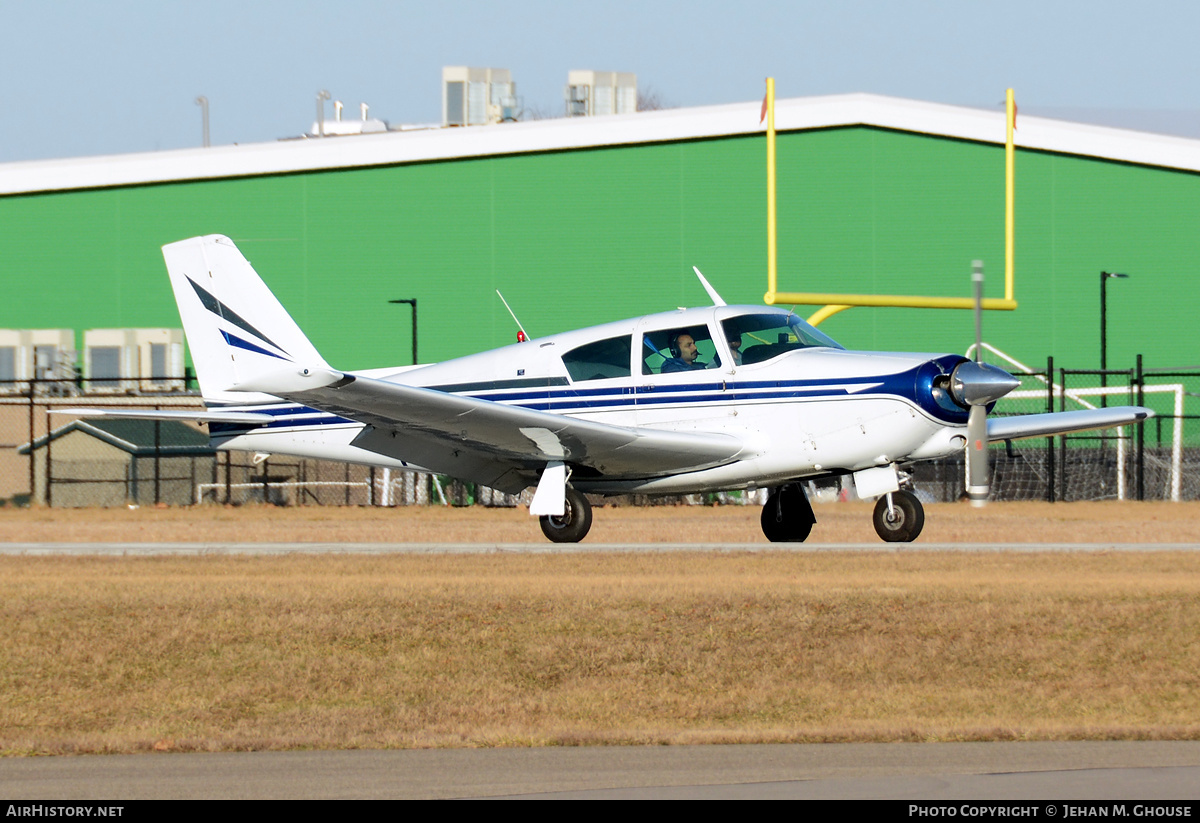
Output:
[
  {"xmin": 389, "ymin": 299, "xmax": 418, "ymax": 365},
  {"xmin": 1100, "ymin": 271, "xmax": 1129, "ymax": 407},
  {"xmin": 194, "ymin": 96, "xmax": 210, "ymax": 148}
]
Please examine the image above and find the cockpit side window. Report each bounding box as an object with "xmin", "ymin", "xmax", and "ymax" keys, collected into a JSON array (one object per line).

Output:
[
  {"xmin": 562, "ymin": 335, "xmax": 632, "ymax": 382},
  {"xmin": 721, "ymin": 313, "xmax": 843, "ymax": 366},
  {"xmin": 641, "ymin": 325, "xmax": 720, "ymax": 375}
]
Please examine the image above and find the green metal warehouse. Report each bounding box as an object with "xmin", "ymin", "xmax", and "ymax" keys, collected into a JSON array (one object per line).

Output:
[{"xmin": 2, "ymin": 93, "xmax": 1197, "ymax": 380}]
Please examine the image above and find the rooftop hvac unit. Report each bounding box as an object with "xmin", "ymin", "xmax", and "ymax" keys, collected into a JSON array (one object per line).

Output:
[
  {"xmin": 443, "ymin": 67, "xmax": 519, "ymax": 126},
  {"xmin": 565, "ymin": 71, "xmax": 637, "ymax": 117},
  {"xmin": 83, "ymin": 329, "xmax": 184, "ymax": 394},
  {"xmin": 0, "ymin": 329, "xmax": 76, "ymax": 394}
]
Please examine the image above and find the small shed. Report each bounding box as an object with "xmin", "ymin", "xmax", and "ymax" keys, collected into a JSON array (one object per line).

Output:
[{"xmin": 19, "ymin": 419, "xmax": 216, "ymax": 506}]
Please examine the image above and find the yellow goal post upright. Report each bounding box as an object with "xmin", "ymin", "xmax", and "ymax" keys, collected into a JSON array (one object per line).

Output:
[{"xmin": 762, "ymin": 82, "xmax": 1019, "ymax": 325}]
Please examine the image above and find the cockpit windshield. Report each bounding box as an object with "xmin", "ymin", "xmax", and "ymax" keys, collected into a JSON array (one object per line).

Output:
[{"xmin": 721, "ymin": 312, "xmax": 843, "ymax": 366}]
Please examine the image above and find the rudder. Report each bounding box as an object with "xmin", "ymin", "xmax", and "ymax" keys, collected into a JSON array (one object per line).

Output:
[{"xmin": 163, "ymin": 235, "xmax": 330, "ymax": 403}]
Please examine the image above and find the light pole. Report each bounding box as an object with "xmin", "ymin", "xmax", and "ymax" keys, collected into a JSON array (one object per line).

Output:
[
  {"xmin": 194, "ymin": 96, "xmax": 210, "ymax": 148},
  {"xmin": 1100, "ymin": 271, "xmax": 1129, "ymax": 408},
  {"xmin": 389, "ymin": 299, "xmax": 418, "ymax": 365}
]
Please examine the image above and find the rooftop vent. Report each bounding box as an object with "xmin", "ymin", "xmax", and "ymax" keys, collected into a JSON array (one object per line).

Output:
[{"xmin": 310, "ymin": 96, "xmax": 388, "ymax": 137}]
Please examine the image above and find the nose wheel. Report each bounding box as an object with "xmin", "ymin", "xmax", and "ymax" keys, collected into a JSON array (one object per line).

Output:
[
  {"xmin": 760, "ymin": 483, "xmax": 816, "ymax": 542},
  {"xmin": 872, "ymin": 490, "xmax": 924, "ymax": 543},
  {"xmin": 539, "ymin": 487, "xmax": 593, "ymax": 543}
]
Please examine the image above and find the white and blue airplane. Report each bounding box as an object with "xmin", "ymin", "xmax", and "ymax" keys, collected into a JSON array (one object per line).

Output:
[{"xmin": 64, "ymin": 235, "xmax": 1152, "ymax": 543}]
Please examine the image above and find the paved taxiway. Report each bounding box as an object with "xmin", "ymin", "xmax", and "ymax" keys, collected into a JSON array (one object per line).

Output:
[
  {"xmin": 3, "ymin": 542, "xmax": 1199, "ymax": 554},
  {"xmin": 3, "ymin": 742, "xmax": 1200, "ymax": 799}
]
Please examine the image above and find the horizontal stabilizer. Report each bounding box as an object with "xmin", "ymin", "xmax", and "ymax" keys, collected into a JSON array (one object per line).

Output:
[
  {"xmin": 51, "ymin": 408, "xmax": 273, "ymax": 425},
  {"xmin": 988, "ymin": 406, "xmax": 1153, "ymax": 441}
]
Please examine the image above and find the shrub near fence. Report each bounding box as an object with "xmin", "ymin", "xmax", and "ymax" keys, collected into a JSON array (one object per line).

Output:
[{"xmin": 3, "ymin": 361, "xmax": 1197, "ymax": 508}]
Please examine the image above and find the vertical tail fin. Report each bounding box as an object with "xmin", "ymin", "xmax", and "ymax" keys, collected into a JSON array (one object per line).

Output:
[{"xmin": 163, "ymin": 235, "xmax": 331, "ymax": 404}]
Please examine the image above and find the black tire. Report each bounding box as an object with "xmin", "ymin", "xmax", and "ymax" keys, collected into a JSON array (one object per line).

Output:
[
  {"xmin": 539, "ymin": 487, "xmax": 593, "ymax": 543},
  {"xmin": 760, "ymin": 483, "xmax": 816, "ymax": 542},
  {"xmin": 872, "ymin": 490, "xmax": 925, "ymax": 543}
]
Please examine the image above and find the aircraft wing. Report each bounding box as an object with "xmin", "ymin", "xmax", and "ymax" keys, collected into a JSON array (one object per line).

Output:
[
  {"xmin": 237, "ymin": 369, "xmax": 748, "ymax": 493},
  {"xmin": 988, "ymin": 406, "xmax": 1153, "ymax": 442}
]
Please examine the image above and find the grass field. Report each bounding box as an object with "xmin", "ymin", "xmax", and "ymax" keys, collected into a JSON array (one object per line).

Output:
[
  {"xmin": 2, "ymin": 500, "xmax": 1199, "ymax": 544},
  {"xmin": 1, "ymin": 503, "xmax": 1198, "ymax": 755}
]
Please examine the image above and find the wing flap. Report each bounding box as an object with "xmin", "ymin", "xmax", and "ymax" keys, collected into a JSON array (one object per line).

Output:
[{"xmin": 988, "ymin": 406, "xmax": 1153, "ymax": 441}]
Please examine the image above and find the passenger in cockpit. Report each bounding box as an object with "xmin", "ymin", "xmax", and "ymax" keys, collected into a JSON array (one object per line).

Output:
[{"xmin": 727, "ymin": 333, "xmax": 744, "ymax": 366}]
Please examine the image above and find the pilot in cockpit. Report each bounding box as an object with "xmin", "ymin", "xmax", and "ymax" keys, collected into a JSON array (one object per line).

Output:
[{"xmin": 661, "ymin": 332, "xmax": 707, "ymax": 372}]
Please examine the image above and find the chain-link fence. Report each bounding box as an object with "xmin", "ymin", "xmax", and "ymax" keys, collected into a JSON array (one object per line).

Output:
[
  {"xmin": 3, "ymin": 361, "xmax": 1196, "ymax": 508},
  {"xmin": 911, "ymin": 356, "xmax": 1200, "ymax": 502}
]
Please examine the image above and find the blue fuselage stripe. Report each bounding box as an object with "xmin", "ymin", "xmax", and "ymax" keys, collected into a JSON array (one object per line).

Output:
[
  {"xmin": 207, "ymin": 375, "xmax": 965, "ymax": 438},
  {"xmin": 207, "ymin": 356, "xmax": 973, "ymax": 437}
]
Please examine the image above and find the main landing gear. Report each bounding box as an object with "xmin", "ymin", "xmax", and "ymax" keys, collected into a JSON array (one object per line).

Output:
[
  {"xmin": 758, "ymin": 481, "xmax": 926, "ymax": 544},
  {"xmin": 871, "ymin": 489, "xmax": 924, "ymax": 543},
  {"xmin": 539, "ymin": 486, "xmax": 593, "ymax": 543},
  {"xmin": 760, "ymin": 483, "xmax": 816, "ymax": 542}
]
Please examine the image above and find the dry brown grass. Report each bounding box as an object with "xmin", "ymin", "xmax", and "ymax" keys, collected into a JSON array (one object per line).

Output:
[
  {"xmin": 2, "ymin": 500, "xmax": 1199, "ymax": 544},
  {"xmin": 3, "ymin": 551, "xmax": 1200, "ymax": 755}
]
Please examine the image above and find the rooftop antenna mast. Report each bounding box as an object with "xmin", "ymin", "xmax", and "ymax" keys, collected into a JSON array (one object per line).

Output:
[{"xmin": 496, "ymin": 290, "xmax": 530, "ymax": 341}]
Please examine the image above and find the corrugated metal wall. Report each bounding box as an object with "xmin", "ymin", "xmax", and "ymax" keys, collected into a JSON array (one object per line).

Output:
[{"xmin": 1, "ymin": 127, "xmax": 1195, "ymax": 371}]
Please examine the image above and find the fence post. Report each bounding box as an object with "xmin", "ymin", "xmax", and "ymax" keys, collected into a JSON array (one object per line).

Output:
[
  {"xmin": 1059, "ymin": 367, "xmax": 1068, "ymax": 502},
  {"xmin": 1046, "ymin": 356, "xmax": 1055, "ymax": 503},
  {"xmin": 46, "ymin": 401, "xmax": 53, "ymax": 508},
  {"xmin": 27, "ymin": 380, "xmax": 35, "ymax": 505},
  {"xmin": 153, "ymin": 417, "xmax": 162, "ymax": 505},
  {"xmin": 1136, "ymin": 354, "xmax": 1145, "ymax": 501}
]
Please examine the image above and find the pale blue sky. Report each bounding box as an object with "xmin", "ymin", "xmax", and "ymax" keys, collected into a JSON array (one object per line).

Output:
[{"xmin": 4, "ymin": 0, "xmax": 1200, "ymax": 162}]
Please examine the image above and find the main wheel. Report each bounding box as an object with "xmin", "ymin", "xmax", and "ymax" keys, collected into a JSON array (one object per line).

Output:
[
  {"xmin": 760, "ymin": 483, "xmax": 816, "ymax": 542},
  {"xmin": 538, "ymin": 487, "xmax": 593, "ymax": 543},
  {"xmin": 872, "ymin": 490, "xmax": 925, "ymax": 543}
]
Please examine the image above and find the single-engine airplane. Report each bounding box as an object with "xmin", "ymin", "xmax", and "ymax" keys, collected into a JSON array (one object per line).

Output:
[{"xmin": 62, "ymin": 235, "xmax": 1152, "ymax": 543}]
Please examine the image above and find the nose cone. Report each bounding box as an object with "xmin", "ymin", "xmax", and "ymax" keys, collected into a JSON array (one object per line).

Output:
[{"xmin": 951, "ymin": 361, "xmax": 1020, "ymax": 407}]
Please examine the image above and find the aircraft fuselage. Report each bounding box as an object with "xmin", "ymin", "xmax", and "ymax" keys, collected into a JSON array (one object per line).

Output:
[{"xmin": 210, "ymin": 305, "xmax": 972, "ymax": 496}]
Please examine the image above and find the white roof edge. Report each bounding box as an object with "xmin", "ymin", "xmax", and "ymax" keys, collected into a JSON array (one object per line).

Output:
[{"xmin": 5, "ymin": 93, "xmax": 1200, "ymax": 196}]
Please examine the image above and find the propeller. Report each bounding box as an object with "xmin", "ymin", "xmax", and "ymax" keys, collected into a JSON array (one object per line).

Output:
[{"xmin": 950, "ymin": 261, "xmax": 1020, "ymax": 507}]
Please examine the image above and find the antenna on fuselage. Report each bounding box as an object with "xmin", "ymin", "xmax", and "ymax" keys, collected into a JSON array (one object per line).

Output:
[
  {"xmin": 692, "ymin": 267, "xmax": 727, "ymax": 307},
  {"xmin": 496, "ymin": 290, "xmax": 531, "ymax": 342}
]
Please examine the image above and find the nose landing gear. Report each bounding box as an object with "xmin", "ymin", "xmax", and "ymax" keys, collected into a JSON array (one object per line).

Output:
[{"xmin": 872, "ymin": 489, "xmax": 925, "ymax": 543}]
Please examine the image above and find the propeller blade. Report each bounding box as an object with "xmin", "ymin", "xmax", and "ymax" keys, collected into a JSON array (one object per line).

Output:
[
  {"xmin": 966, "ymin": 403, "xmax": 989, "ymax": 506},
  {"xmin": 965, "ymin": 260, "xmax": 993, "ymax": 507}
]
